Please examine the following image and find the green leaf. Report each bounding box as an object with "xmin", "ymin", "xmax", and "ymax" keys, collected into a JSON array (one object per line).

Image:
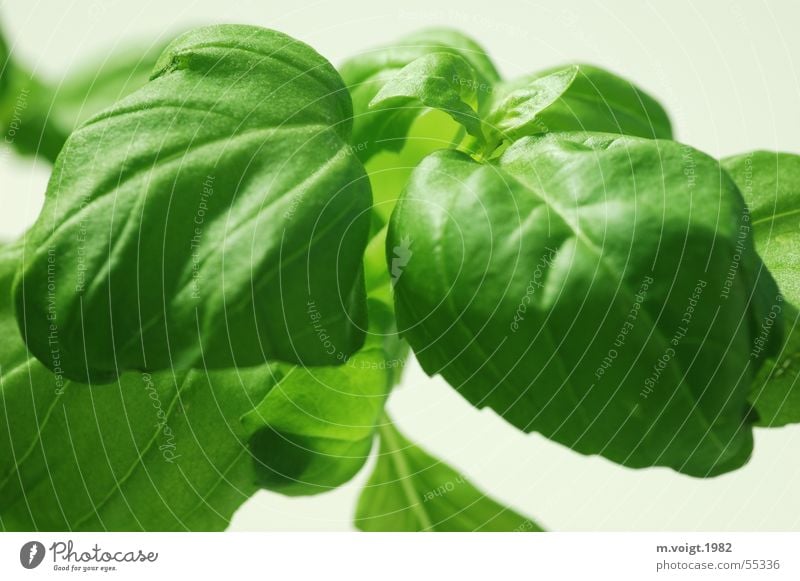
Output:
[
  {"xmin": 0, "ymin": 23, "xmax": 9, "ymax": 98},
  {"xmin": 723, "ymin": 151, "xmax": 800, "ymax": 426},
  {"xmin": 340, "ymin": 28, "xmax": 500, "ymax": 161},
  {"xmin": 242, "ymin": 299, "xmax": 404, "ymax": 496},
  {"xmin": 483, "ymin": 64, "xmax": 672, "ymax": 152},
  {"xmin": 389, "ymin": 133, "xmax": 781, "ymax": 477},
  {"xmin": 367, "ymin": 52, "xmax": 486, "ymax": 151},
  {"xmin": 0, "ymin": 243, "xmax": 277, "ymax": 531},
  {"xmin": 355, "ymin": 418, "xmax": 541, "ymax": 531},
  {"xmin": 15, "ymin": 25, "xmax": 372, "ymax": 383},
  {"xmin": 0, "ymin": 60, "xmax": 70, "ymax": 163}
]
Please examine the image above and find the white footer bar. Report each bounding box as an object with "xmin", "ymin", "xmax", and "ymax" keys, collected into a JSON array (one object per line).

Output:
[{"xmin": 1, "ymin": 532, "xmax": 796, "ymax": 580}]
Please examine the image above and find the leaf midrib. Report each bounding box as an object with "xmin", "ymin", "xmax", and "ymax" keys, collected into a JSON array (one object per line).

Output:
[
  {"xmin": 752, "ymin": 206, "xmax": 800, "ymax": 229},
  {"xmin": 377, "ymin": 420, "xmax": 434, "ymax": 531}
]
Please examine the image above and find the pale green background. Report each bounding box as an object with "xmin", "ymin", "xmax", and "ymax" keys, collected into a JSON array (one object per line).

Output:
[{"xmin": 1, "ymin": 0, "xmax": 799, "ymax": 531}]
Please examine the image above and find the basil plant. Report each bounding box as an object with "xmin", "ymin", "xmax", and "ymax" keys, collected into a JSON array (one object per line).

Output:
[{"xmin": 1, "ymin": 23, "xmax": 798, "ymax": 532}]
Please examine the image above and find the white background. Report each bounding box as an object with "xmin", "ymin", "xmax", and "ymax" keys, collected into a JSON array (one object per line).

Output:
[
  {"xmin": 1, "ymin": 0, "xmax": 799, "ymax": 531},
  {"xmin": 1, "ymin": 532, "xmax": 798, "ymax": 579}
]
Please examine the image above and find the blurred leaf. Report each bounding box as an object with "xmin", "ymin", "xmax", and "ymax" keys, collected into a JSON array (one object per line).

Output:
[
  {"xmin": 340, "ymin": 28, "xmax": 499, "ymax": 161},
  {"xmin": 0, "ymin": 29, "xmax": 166, "ymax": 162},
  {"xmin": 482, "ymin": 63, "xmax": 672, "ymax": 153},
  {"xmin": 356, "ymin": 418, "xmax": 541, "ymax": 531},
  {"xmin": 367, "ymin": 52, "xmax": 486, "ymax": 151}
]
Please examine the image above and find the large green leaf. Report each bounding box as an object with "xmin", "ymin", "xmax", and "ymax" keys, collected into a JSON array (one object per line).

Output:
[
  {"xmin": 243, "ymin": 299, "xmax": 404, "ymax": 496},
  {"xmin": 389, "ymin": 133, "xmax": 781, "ymax": 476},
  {"xmin": 0, "ymin": 243, "xmax": 277, "ymax": 531},
  {"xmin": 355, "ymin": 418, "xmax": 540, "ymax": 531},
  {"xmin": 723, "ymin": 151, "xmax": 800, "ymax": 426},
  {"xmin": 15, "ymin": 25, "xmax": 372, "ymax": 383},
  {"xmin": 482, "ymin": 64, "xmax": 672, "ymax": 152},
  {"xmin": 340, "ymin": 28, "xmax": 500, "ymax": 162},
  {"xmin": 1, "ymin": 214, "xmax": 403, "ymax": 530}
]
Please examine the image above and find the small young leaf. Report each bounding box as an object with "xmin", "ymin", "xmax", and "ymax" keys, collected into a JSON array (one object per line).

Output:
[
  {"xmin": 723, "ymin": 151, "xmax": 800, "ymax": 426},
  {"xmin": 483, "ymin": 64, "xmax": 672, "ymax": 152},
  {"xmin": 340, "ymin": 28, "xmax": 500, "ymax": 161},
  {"xmin": 355, "ymin": 418, "xmax": 540, "ymax": 531},
  {"xmin": 15, "ymin": 25, "xmax": 372, "ymax": 383},
  {"xmin": 368, "ymin": 52, "xmax": 486, "ymax": 149},
  {"xmin": 389, "ymin": 133, "xmax": 781, "ymax": 476}
]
